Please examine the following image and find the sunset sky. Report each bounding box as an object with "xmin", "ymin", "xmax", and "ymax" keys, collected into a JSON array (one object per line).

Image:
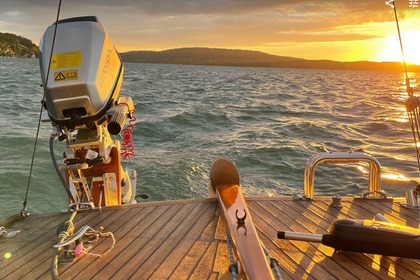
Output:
[{"xmin": 1, "ymin": 0, "xmax": 419, "ymax": 64}]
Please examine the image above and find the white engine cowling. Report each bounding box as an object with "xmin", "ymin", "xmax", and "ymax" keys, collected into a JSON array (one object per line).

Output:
[{"xmin": 39, "ymin": 16, "xmax": 123, "ymax": 129}]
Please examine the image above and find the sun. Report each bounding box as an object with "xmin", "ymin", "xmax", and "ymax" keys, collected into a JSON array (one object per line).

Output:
[{"xmin": 379, "ymin": 31, "xmax": 420, "ymax": 65}]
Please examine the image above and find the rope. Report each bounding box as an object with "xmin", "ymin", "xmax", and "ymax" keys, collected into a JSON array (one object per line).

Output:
[
  {"xmin": 22, "ymin": 0, "xmax": 63, "ymax": 217},
  {"xmin": 386, "ymin": 1, "xmax": 414, "ymax": 96},
  {"xmin": 52, "ymin": 210, "xmax": 77, "ymax": 280},
  {"xmin": 64, "ymin": 226, "xmax": 116, "ymax": 258},
  {"xmin": 51, "ymin": 216, "xmax": 115, "ymax": 279},
  {"xmin": 386, "ymin": 1, "xmax": 419, "ymax": 176},
  {"xmin": 261, "ymin": 242, "xmax": 283, "ymax": 280},
  {"xmin": 386, "ymin": 0, "xmax": 409, "ymax": 81},
  {"xmin": 224, "ymin": 227, "xmax": 238, "ymax": 280},
  {"xmin": 406, "ymin": 104, "xmax": 420, "ymax": 175}
]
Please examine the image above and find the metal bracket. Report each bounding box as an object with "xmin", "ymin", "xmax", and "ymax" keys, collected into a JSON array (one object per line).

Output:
[
  {"xmin": 293, "ymin": 194, "xmax": 313, "ymax": 201},
  {"xmin": 68, "ymin": 202, "xmax": 95, "ymax": 212},
  {"xmin": 235, "ymin": 209, "xmax": 246, "ymax": 225},
  {"xmin": 357, "ymin": 190, "xmax": 389, "ymax": 200}
]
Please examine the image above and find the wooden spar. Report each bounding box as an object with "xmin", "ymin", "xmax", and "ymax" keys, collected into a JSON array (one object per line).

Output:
[{"xmin": 209, "ymin": 158, "xmax": 275, "ymax": 279}]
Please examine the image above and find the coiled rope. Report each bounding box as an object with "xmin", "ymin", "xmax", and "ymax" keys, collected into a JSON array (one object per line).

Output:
[{"xmin": 63, "ymin": 226, "xmax": 115, "ymax": 258}]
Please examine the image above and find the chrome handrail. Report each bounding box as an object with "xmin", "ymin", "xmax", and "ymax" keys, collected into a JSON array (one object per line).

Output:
[{"xmin": 303, "ymin": 152, "xmax": 382, "ymax": 198}]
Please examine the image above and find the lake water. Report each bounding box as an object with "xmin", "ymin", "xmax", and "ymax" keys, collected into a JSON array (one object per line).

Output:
[{"xmin": 0, "ymin": 57, "xmax": 419, "ymax": 219}]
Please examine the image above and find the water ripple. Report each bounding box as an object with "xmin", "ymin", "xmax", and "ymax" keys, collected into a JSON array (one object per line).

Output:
[{"xmin": 0, "ymin": 58, "xmax": 418, "ymax": 218}]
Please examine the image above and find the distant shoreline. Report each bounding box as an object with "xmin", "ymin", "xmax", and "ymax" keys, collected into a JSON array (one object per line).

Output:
[
  {"xmin": 1, "ymin": 45, "xmax": 418, "ymax": 73},
  {"xmin": 120, "ymin": 47, "xmax": 420, "ymax": 73},
  {"xmin": 2, "ymin": 32, "xmax": 419, "ymax": 72}
]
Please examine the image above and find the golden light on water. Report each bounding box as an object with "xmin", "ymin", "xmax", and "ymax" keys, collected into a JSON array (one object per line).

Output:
[
  {"xmin": 385, "ymin": 106, "xmax": 408, "ymax": 123},
  {"xmin": 381, "ymin": 173, "xmax": 411, "ymax": 182},
  {"xmin": 394, "ymin": 117, "xmax": 407, "ymax": 123},
  {"xmin": 357, "ymin": 165, "xmax": 411, "ymax": 182},
  {"xmin": 357, "ymin": 165, "xmax": 368, "ymax": 174}
]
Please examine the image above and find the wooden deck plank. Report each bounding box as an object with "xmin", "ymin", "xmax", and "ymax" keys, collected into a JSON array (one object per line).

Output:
[
  {"xmin": 188, "ymin": 241, "xmax": 220, "ymax": 280},
  {"xmin": 88, "ymin": 203, "xmax": 187, "ymax": 279},
  {"xmin": 106, "ymin": 203, "xmax": 198, "ymax": 279},
  {"xmin": 65, "ymin": 205, "xmax": 166, "ymax": 280},
  {"xmin": 169, "ymin": 209, "xmax": 219, "ymax": 279},
  {"xmin": 33, "ymin": 207, "xmax": 133, "ymax": 280},
  {"xmin": 249, "ymin": 200, "xmax": 340, "ymax": 280},
  {"xmin": 280, "ymin": 202, "xmax": 402, "ymax": 278},
  {"xmin": 150, "ymin": 202, "xmax": 217, "ymax": 279},
  {"xmin": 250, "ymin": 200, "xmax": 316, "ymax": 279},
  {"xmin": 279, "ymin": 200, "xmax": 398, "ymax": 279},
  {"xmin": 3, "ymin": 241, "xmax": 54, "ymax": 279},
  {"xmin": 4, "ymin": 209, "xmax": 117, "ymax": 280},
  {"xmin": 2, "ymin": 197, "xmax": 420, "ymax": 279},
  {"xmin": 269, "ymin": 200, "xmax": 344, "ymax": 279},
  {"xmin": 308, "ymin": 200, "xmax": 404, "ymax": 278},
  {"xmin": 131, "ymin": 202, "xmax": 214, "ymax": 279},
  {"xmin": 363, "ymin": 200, "xmax": 420, "ymax": 226},
  {"xmin": 213, "ymin": 239, "xmax": 232, "ymax": 279},
  {"xmin": 312, "ymin": 200, "xmax": 420, "ymax": 279},
  {"xmin": 280, "ymin": 200, "xmax": 395, "ymax": 279},
  {"xmin": 352, "ymin": 201, "xmax": 420, "ymax": 278},
  {"xmin": 1, "ymin": 213, "xmax": 69, "ymax": 279},
  {"xmin": 0, "ymin": 212, "xmax": 67, "ymax": 260},
  {"xmin": 262, "ymin": 200, "xmax": 381, "ymax": 280},
  {"xmin": 64, "ymin": 207, "xmax": 156, "ymax": 278}
]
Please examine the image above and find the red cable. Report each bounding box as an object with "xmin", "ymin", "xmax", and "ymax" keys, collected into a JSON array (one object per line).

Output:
[{"xmin": 118, "ymin": 103, "xmax": 136, "ymax": 160}]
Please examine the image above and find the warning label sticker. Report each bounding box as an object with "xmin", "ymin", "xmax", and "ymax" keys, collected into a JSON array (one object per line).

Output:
[
  {"xmin": 54, "ymin": 69, "xmax": 78, "ymax": 82},
  {"xmin": 50, "ymin": 51, "xmax": 82, "ymax": 70}
]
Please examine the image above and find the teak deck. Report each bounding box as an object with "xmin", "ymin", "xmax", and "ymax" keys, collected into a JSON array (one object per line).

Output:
[{"xmin": 1, "ymin": 197, "xmax": 420, "ymax": 279}]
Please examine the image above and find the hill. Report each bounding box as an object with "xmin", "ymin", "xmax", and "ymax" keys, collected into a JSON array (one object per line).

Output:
[
  {"xmin": 1, "ymin": 33, "xmax": 418, "ymax": 73},
  {"xmin": 120, "ymin": 47, "xmax": 420, "ymax": 73},
  {"xmin": 0, "ymin": 33, "xmax": 39, "ymax": 57}
]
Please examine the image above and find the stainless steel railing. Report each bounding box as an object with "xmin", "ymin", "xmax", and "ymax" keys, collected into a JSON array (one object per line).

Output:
[{"xmin": 303, "ymin": 152, "xmax": 382, "ymax": 198}]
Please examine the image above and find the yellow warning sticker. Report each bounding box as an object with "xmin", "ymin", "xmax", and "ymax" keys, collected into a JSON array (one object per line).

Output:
[
  {"xmin": 54, "ymin": 69, "xmax": 78, "ymax": 82},
  {"xmin": 50, "ymin": 51, "xmax": 82, "ymax": 70}
]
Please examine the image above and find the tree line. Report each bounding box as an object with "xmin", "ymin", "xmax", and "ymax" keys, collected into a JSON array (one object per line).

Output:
[{"xmin": 0, "ymin": 32, "xmax": 39, "ymax": 58}]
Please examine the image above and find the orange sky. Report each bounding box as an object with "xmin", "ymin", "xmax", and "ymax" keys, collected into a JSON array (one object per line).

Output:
[{"xmin": 1, "ymin": 0, "xmax": 419, "ymax": 64}]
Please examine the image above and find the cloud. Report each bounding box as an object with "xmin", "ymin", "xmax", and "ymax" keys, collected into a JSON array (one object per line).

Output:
[
  {"xmin": 4, "ymin": 10, "xmax": 21, "ymax": 16},
  {"xmin": 1, "ymin": 0, "xmax": 417, "ymax": 61}
]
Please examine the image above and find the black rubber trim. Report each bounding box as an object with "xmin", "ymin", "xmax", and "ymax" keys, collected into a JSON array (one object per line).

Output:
[{"xmin": 56, "ymin": 16, "xmax": 98, "ymax": 25}]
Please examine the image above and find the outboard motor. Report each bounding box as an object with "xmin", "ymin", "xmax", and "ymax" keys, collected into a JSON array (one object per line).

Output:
[
  {"xmin": 40, "ymin": 16, "xmax": 124, "ymax": 130},
  {"xmin": 39, "ymin": 16, "xmax": 137, "ymax": 209}
]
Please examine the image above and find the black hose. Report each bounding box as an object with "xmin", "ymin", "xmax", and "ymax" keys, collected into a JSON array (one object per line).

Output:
[
  {"xmin": 51, "ymin": 211, "xmax": 77, "ymax": 279},
  {"xmin": 49, "ymin": 136, "xmax": 75, "ymax": 203},
  {"xmin": 51, "ymin": 237, "xmax": 65, "ymax": 280}
]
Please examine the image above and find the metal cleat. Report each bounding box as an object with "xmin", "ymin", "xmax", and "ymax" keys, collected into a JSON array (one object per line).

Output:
[
  {"xmin": 330, "ymin": 195, "xmax": 343, "ymax": 209},
  {"xmin": 53, "ymin": 225, "xmax": 90, "ymax": 248},
  {"xmin": 358, "ymin": 190, "xmax": 389, "ymax": 199}
]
